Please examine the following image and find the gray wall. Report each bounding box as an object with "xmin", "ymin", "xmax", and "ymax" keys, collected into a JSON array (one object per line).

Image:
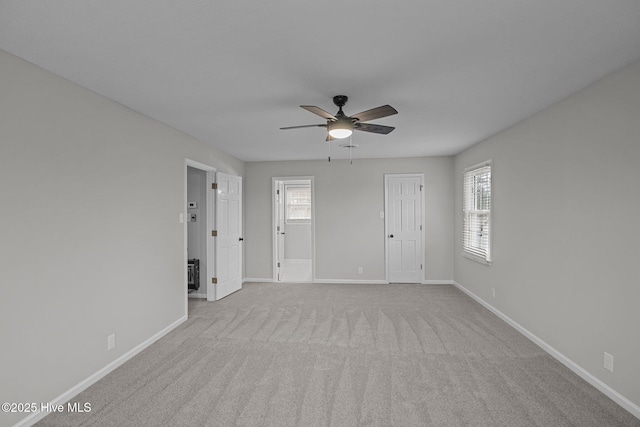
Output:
[
  {"xmin": 0, "ymin": 50, "xmax": 243, "ymax": 427},
  {"xmin": 454, "ymin": 60, "xmax": 640, "ymax": 409},
  {"xmin": 245, "ymin": 157, "xmax": 454, "ymax": 281}
]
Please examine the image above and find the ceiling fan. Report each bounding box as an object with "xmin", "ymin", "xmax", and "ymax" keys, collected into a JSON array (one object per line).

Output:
[{"xmin": 280, "ymin": 95, "xmax": 398, "ymax": 140}]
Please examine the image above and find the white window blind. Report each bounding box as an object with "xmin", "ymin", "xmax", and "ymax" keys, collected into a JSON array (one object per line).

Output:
[
  {"xmin": 285, "ymin": 185, "xmax": 311, "ymax": 222},
  {"xmin": 463, "ymin": 161, "xmax": 492, "ymax": 263}
]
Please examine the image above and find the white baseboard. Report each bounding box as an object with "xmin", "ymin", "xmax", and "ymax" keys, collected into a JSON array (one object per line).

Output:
[
  {"xmin": 14, "ymin": 315, "xmax": 188, "ymax": 427},
  {"xmin": 188, "ymin": 292, "xmax": 206, "ymax": 299},
  {"xmin": 244, "ymin": 279, "xmax": 454, "ymax": 285},
  {"xmin": 243, "ymin": 278, "xmax": 455, "ymax": 286},
  {"xmin": 243, "ymin": 277, "xmax": 273, "ymax": 283},
  {"xmin": 422, "ymin": 280, "xmax": 454, "ymax": 285},
  {"xmin": 314, "ymin": 279, "xmax": 389, "ymax": 284},
  {"xmin": 452, "ymin": 280, "xmax": 640, "ymax": 420}
]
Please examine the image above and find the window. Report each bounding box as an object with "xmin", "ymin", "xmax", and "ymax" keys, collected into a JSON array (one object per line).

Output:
[
  {"xmin": 463, "ymin": 160, "xmax": 492, "ymax": 264},
  {"xmin": 285, "ymin": 185, "xmax": 311, "ymax": 222}
]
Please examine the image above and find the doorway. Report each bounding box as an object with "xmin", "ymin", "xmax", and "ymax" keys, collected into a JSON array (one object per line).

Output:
[
  {"xmin": 385, "ymin": 173, "xmax": 425, "ymax": 283},
  {"xmin": 186, "ymin": 166, "xmax": 208, "ymax": 299},
  {"xmin": 185, "ymin": 160, "xmax": 216, "ymax": 309},
  {"xmin": 273, "ymin": 177, "xmax": 314, "ymax": 282}
]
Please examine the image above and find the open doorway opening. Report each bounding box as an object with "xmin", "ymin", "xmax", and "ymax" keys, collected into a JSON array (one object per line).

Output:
[
  {"xmin": 273, "ymin": 177, "xmax": 314, "ymax": 282},
  {"xmin": 184, "ymin": 160, "xmax": 216, "ymax": 316},
  {"xmin": 187, "ymin": 166, "xmax": 207, "ymax": 299}
]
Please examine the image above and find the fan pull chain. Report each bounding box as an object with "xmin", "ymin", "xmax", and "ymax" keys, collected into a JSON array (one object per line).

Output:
[
  {"xmin": 328, "ymin": 137, "xmax": 331, "ymax": 162},
  {"xmin": 349, "ymin": 134, "xmax": 353, "ymax": 164}
]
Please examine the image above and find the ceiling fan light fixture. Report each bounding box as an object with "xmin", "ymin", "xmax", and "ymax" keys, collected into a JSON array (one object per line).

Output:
[
  {"xmin": 328, "ymin": 118, "xmax": 353, "ymax": 139},
  {"xmin": 328, "ymin": 128, "xmax": 353, "ymax": 139}
]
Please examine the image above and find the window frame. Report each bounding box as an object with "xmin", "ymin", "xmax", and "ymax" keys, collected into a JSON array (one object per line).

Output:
[
  {"xmin": 284, "ymin": 184, "xmax": 312, "ymax": 224},
  {"xmin": 462, "ymin": 160, "xmax": 492, "ymax": 265}
]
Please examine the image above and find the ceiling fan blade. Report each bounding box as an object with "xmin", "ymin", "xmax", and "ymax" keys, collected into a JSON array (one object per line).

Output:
[
  {"xmin": 354, "ymin": 122, "xmax": 395, "ymax": 134},
  {"xmin": 280, "ymin": 124, "xmax": 327, "ymax": 130},
  {"xmin": 301, "ymin": 106, "xmax": 337, "ymax": 120},
  {"xmin": 350, "ymin": 105, "xmax": 398, "ymax": 122}
]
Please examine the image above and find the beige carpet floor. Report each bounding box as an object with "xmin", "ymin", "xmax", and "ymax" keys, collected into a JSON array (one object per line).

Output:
[{"xmin": 37, "ymin": 282, "xmax": 639, "ymax": 426}]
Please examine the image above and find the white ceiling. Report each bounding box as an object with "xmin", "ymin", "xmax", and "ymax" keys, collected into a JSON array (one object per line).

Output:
[{"xmin": 2, "ymin": 1, "xmax": 639, "ymax": 162}]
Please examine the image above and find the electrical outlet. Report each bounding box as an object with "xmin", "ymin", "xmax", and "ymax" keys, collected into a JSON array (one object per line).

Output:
[
  {"xmin": 604, "ymin": 352, "xmax": 614, "ymax": 372},
  {"xmin": 492, "ymin": 288, "xmax": 496, "ymax": 299},
  {"xmin": 357, "ymin": 267, "xmax": 363, "ymax": 275},
  {"xmin": 107, "ymin": 334, "xmax": 116, "ymax": 351}
]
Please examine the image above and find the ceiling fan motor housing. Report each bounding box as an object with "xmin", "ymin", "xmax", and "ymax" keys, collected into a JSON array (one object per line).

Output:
[
  {"xmin": 333, "ymin": 95, "xmax": 348, "ymax": 108},
  {"xmin": 328, "ymin": 116, "xmax": 353, "ymax": 129}
]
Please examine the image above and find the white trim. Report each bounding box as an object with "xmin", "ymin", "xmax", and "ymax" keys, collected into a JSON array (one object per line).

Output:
[
  {"xmin": 452, "ymin": 280, "xmax": 640, "ymax": 420},
  {"xmin": 186, "ymin": 159, "xmax": 216, "ymax": 172},
  {"xmin": 243, "ymin": 277, "xmax": 274, "ymax": 283},
  {"xmin": 461, "ymin": 251, "xmax": 492, "ymax": 265},
  {"xmin": 244, "ymin": 279, "xmax": 452, "ymax": 285},
  {"xmin": 464, "ymin": 159, "xmax": 493, "ymax": 172},
  {"xmin": 13, "ymin": 315, "xmax": 187, "ymax": 427},
  {"xmin": 188, "ymin": 292, "xmax": 207, "ymax": 299},
  {"xmin": 422, "ymin": 280, "xmax": 455, "ymax": 285},
  {"xmin": 244, "ymin": 278, "xmax": 387, "ymax": 285},
  {"xmin": 314, "ymin": 279, "xmax": 389, "ymax": 284}
]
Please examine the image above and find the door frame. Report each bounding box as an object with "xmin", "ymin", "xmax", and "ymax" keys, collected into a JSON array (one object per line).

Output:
[
  {"xmin": 272, "ymin": 176, "xmax": 315, "ymax": 282},
  {"xmin": 184, "ymin": 159, "xmax": 216, "ymax": 310},
  {"xmin": 384, "ymin": 173, "xmax": 426, "ymax": 283}
]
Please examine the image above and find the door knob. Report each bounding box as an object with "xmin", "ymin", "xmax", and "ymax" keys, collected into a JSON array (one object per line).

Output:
[
  {"xmin": 239, "ymin": 237, "xmax": 244, "ymax": 241},
  {"xmin": 388, "ymin": 234, "xmax": 394, "ymax": 238}
]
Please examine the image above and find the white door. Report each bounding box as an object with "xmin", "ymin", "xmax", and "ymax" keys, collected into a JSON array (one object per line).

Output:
[
  {"xmin": 275, "ymin": 181, "xmax": 285, "ymax": 281},
  {"xmin": 385, "ymin": 174, "xmax": 424, "ymax": 283},
  {"xmin": 272, "ymin": 177, "xmax": 314, "ymax": 283},
  {"xmin": 215, "ymin": 172, "xmax": 243, "ymax": 300}
]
